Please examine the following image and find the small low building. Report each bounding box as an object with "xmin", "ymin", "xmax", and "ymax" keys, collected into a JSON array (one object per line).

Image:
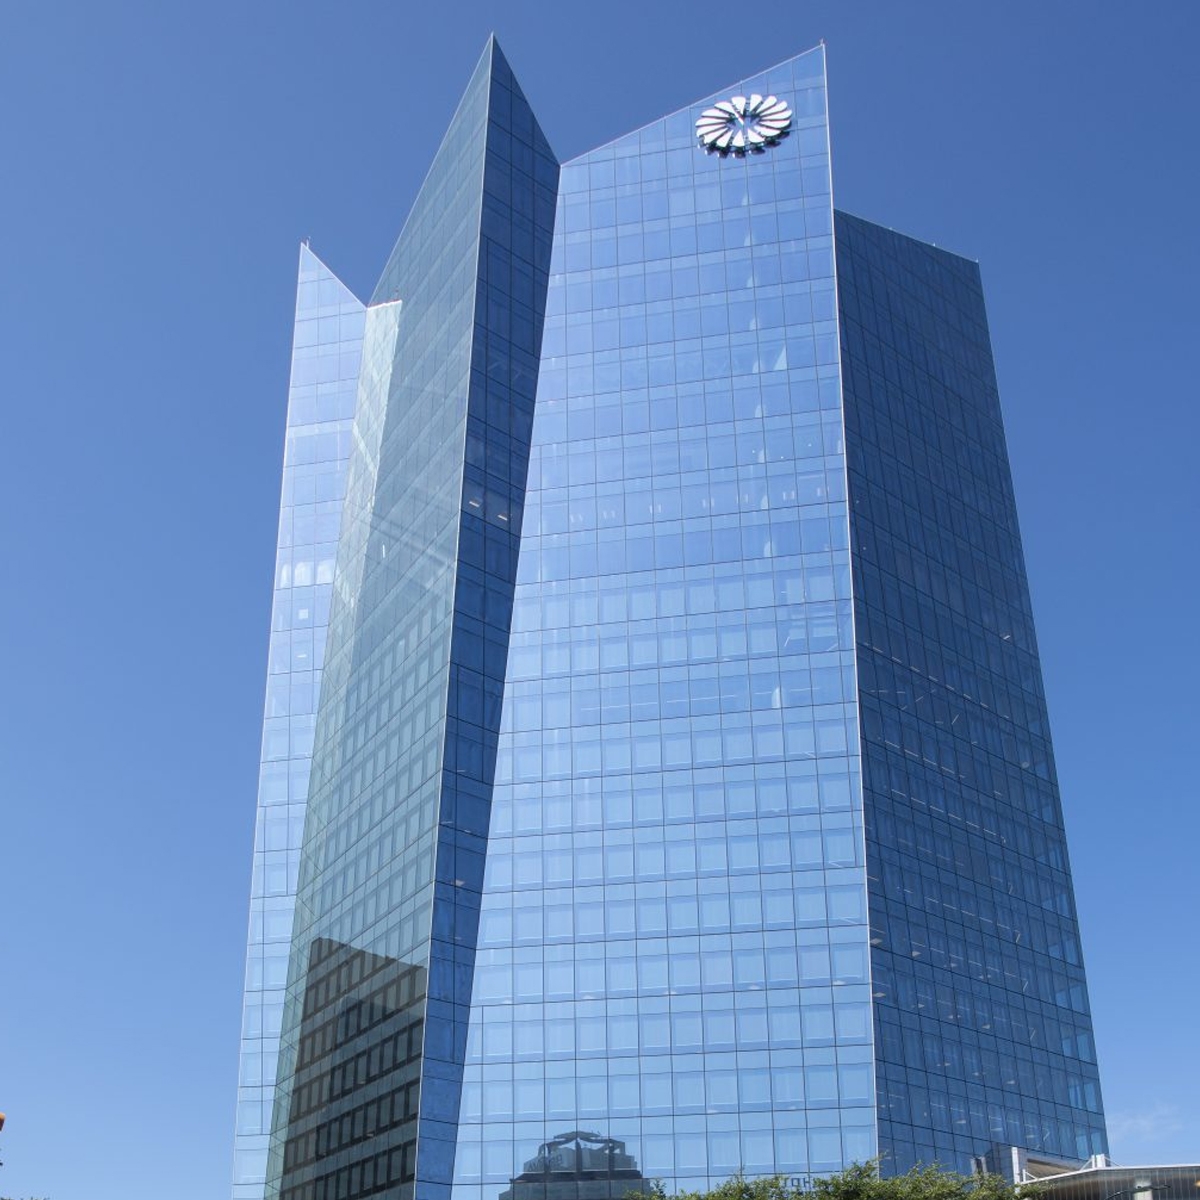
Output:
[
  {"xmin": 975, "ymin": 1147, "xmax": 1200, "ymax": 1200},
  {"xmin": 1034, "ymin": 1161, "xmax": 1200, "ymax": 1200}
]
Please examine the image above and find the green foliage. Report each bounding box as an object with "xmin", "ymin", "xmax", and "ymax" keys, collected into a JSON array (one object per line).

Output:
[{"xmin": 631, "ymin": 1161, "xmax": 1042, "ymax": 1200}]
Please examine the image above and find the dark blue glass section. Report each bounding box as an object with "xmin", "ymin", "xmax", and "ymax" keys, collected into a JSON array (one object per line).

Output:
[
  {"xmin": 835, "ymin": 211, "xmax": 1107, "ymax": 1173},
  {"xmin": 422, "ymin": 40, "xmax": 559, "ymax": 1200}
]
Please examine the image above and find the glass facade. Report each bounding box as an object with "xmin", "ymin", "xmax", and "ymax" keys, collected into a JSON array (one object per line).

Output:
[
  {"xmin": 261, "ymin": 39, "xmax": 557, "ymax": 1200},
  {"xmin": 232, "ymin": 36, "xmax": 1106, "ymax": 1200},
  {"xmin": 449, "ymin": 44, "xmax": 876, "ymax": 1200},
  {"xmin": 233, "ymin": 245, "xmax": 365, "ymax": 1199},
  {"xmin": 835, "ymin": 212, "xmax": 1106, "ymax": 1171}
]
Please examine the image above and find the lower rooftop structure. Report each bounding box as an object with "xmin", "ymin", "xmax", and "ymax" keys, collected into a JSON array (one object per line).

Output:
[{"xmin": 1000, "ymin": 1157, "xmax": 1200, "ymax": 1200}]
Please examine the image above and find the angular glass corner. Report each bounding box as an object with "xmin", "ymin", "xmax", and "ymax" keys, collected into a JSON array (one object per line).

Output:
[{"xmin": 231, "ymin": 244, "xmax": 364, "ymax": 1200}]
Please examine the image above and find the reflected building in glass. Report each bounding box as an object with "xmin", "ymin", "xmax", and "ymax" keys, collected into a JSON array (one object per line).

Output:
[{"xmin": 231, "ymin": 37, "xmax": 1107, "ymax": 1200}]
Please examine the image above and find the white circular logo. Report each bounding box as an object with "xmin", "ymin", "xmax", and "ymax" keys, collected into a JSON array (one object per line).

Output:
[{"xmin": 695, "ymin": 94, "xmax": 793, "ymax": 154}]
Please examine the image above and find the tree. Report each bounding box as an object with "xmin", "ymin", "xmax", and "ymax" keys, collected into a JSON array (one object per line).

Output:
[{"xmin": 635, "ymin": 1162, "xmax": 1041, "ymax": 1200}]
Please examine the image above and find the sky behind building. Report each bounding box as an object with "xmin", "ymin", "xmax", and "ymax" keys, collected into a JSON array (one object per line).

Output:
[{"xmin": 1, "ymin": 4, "xmax": 1197, "ymax": 1200}]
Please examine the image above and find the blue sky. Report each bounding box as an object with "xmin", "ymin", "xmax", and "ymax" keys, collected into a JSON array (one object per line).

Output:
[{"xmin": 1, "ymin": 2, "xmax": 1197, "ymax": 1197}]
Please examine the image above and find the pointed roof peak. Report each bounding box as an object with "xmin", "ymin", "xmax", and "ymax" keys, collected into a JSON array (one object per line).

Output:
[
  {"xmin": 481, "ymin": 31, "xmax": 508, "ymax": 59},
  {"xmin": 466, "ymin": 33, "xmax": 509, "ymax": 84},
  {"xmin": 369, "ymin": 34, "xmax": 557, "ymax": 302},
  {"xmin": 482, "ymin": 32, "xmax": 521, "ymax": 94},
  {"xmin": 487, "ymin": 32, "xmax": 510, "ymax": 64},
  {"xmin": 297, "ymin": 242, "xmax": 363, "ymax": 306}
]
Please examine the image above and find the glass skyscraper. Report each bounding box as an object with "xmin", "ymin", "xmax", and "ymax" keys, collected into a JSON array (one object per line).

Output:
[{"xmin": 231, "ymin": 38, "xmax": 1107, "ymax": 1200}]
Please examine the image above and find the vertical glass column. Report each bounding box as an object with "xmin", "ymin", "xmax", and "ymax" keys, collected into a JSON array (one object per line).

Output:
[
  {"xmin": 232, "ymin": 246, "xmax": 365, "ymax": 1200},
  {"xmin": 265, "ymin": 39, "xmax": 556, "ymax": 1200},
  {"xmin": 452, "ymin": 44, "xmax": 876, "ymax": 1200},
  {"xmin": 835, "ymin": 211, "xmax": 1107, "ymax": 1172}
]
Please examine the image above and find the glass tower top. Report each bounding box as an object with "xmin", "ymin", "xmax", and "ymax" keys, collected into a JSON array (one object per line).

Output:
[{"xmin": 231, "ymin": 37, "xmax": 1106, "ymax": 1200}]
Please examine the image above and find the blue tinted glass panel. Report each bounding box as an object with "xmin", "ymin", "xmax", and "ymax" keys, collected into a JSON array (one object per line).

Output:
[
  {"xmin": 451, "ymin": 45, "xmax": 877, "ymax": 1200},
  {"xmin": 232, "ymin": 245, "xmax": 364, "ymax": 1200},
  {"xmin": 835, "ymin": 210, "xmax": 1107, "ymax": 1173},
  {"xmin": 264, "ymin": 40, "xmax": 557, "ymax": 1200}
]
